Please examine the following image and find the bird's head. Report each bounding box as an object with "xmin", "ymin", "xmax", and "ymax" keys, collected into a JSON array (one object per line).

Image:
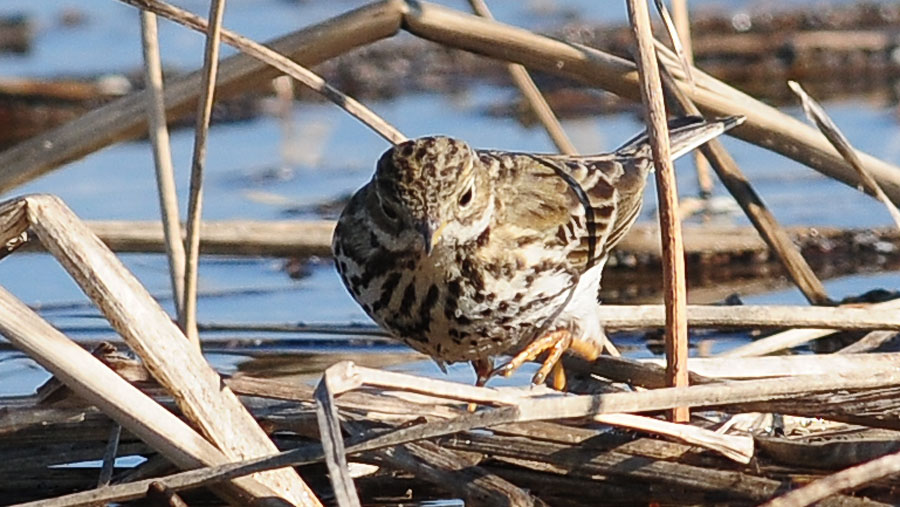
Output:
[{"xmin": 372, "ymin": 136, "xmax": 492, "ymax": 255}]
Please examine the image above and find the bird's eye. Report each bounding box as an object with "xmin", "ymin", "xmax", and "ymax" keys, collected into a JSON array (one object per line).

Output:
[
  {"xmin": 381, "ymin": 202, "xmax": 398, "ymax": 220},
  {"xmin": 458, "ymin": 186, "xmax": 474, "ymax": 207}
]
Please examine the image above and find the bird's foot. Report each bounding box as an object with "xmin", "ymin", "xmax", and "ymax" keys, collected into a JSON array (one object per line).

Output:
[
  {"xmin": 489, "ymin": 329, "xmax": 560, "ymax": 389},
  {"xmin": 494, "ymin": 330, "xmax": 604, "ymax": 390}
]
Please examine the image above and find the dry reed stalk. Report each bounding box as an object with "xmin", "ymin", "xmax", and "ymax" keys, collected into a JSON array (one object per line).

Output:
[
  {"xmin": 790, "ymin": 81, "xmax": 900, "ymax": 229},
  {"xmin": 592, "ymin": 412, "xmax": 752, "ymax": 463},
  {"xmin": 18, "ymin": 403, "xmax": 525, "ymax": 507},
  {"xmin": 181, "ymin": 0, "xmax": 226, "ymax": 347},
  {"xmin": 140, "ymin": 11, "xmax": 186, "ymax": 323},
  {"xmin": 314, "ymin": 364, "xmax": 362, "ymax": 507},
  {"xmin": 330, "ymin": 361, "xmax": 900, "ymax": 420},
  {"xmin": 123, "ymin": 0, "xmax": 407, "ymax": 145},
  {"xmin": 761, "ymin": 449, "xmax": 900, "ymax": 507},
  {"xmin": 466, "ymin": 0, "xmax": 575, "ymax": 154},
  {"xmin": 7, "ymin": 1, "xmax": 900, "ymax": 207},
  {"xmin": 668, "ymin": 0, "xmax": 712, "ymax": 197},
  {"xmin": 403, "ymin": 2, "xmax": 900, "ymax": 204},
  {"xmin": 309, "ymin": 363, "xmax": 753, "ymax": 462},
  {"xmin": 84, "ymin": 219, "xmax": 335, "ymax": 257},
  {"xmin": 594, "ymin": 304, "xmax": 900, "ymax": 330},
  {"xmin": 0, "ymin": 195, "xmax": 318, "ymax": 505},
  {"xmin": 625, "ymin": 0, "xmax": 690, "ymax": 422},
  {"xmin": 652, "ymin": 0, "xmax": 694, "ymax": 88},
  {"xmin": 721, "ymin": 297, "xmax": 900, "ymax": 357},
  {"xmin": 657, "ymin": 59, "xmax": 830, "ymax": 304},
  {"xmin": 641, "ymin": 352, "xmax": 900, "ymax": 380},
  {"xmin": 108, "ymin": 301, "xmax": 900, "ymax": 336},
  {"xmin": 837, "ymin": 330, "xmax": 897, "ymax": 354},
  {"xmin": 66, "ymin": 219, "xmax": 900, "ymax": 261},
  {"xmin": 0, "ymin": 285, "xmax": 281, "ymax": 504},
  {"xmin": 97, "ymin": 423, "xmax": 122, "ymax": 487},
  {"xmin": 0, "ymin": 1, "xmax": 404, "ymax": 194}
]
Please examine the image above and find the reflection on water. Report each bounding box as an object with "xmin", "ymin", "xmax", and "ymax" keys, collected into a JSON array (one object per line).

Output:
[{"xmin": 1, "ymin": 0, "xmax": 900, "ymax": 396}]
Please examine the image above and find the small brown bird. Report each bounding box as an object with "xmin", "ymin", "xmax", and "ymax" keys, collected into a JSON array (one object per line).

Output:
[{"xmin": 333, "ymin": 116, "xmax": 742, "ymax": 388}]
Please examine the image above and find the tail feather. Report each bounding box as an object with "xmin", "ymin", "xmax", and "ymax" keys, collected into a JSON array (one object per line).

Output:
[{"xmin": 616, "ymin": 115, "xmax": 744, "ymax": 160}]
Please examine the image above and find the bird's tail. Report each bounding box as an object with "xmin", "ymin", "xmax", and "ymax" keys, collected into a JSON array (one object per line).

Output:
[{"xmin": 616, "ymin": 115, "xmax": 745, "ymax": 160}]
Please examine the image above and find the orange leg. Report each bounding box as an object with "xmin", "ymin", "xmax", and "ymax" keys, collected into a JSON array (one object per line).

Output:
[
  {"xmin": 550, "ymin": 361, "xmax": 567, "ymax": 391},
  {"xmin": 531, "ymin": 331, "xmax": 572, "ymax": 386},
  {"xmin": 569, "ymin": 335, "xmax": 603, "ymax": 361},
  {"xmin": 495, "ymin": 329, "xmax": 571, "ymax": 379},
  {"xmin": 495, "ymin": 329, "xmax": 605, "ymax": 390}
]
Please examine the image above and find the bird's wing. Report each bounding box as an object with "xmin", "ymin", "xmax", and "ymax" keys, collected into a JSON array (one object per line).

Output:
[
  {"xmin": 541, "ymin": 152, "xmax": 649, "ymax": 271},
  {"xmin": 480, "ymin": 116, "xmax": 743, "ymax": 275},
  {"xmin": 481, "ymin": 150, "xmax": 636, "ymax": 274}
]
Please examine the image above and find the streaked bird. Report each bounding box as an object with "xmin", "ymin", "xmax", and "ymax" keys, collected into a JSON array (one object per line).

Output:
[{"xmin": 333, "ymin": 116, "xmax": 743, "ymax": 388}]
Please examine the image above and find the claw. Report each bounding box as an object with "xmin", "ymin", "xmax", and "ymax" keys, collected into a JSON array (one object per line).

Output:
[
  {"xmin": 494, "ymin": 329, "xmax": 570, "ymax": 379},
  {"xmin": 550, "ymin": 361, "xmax": 567, "ymax": 390},
  {"xmin": 468, "ymin": 357, "xmax": 494, "ymax": 412},
  {"xmin": 471, "ymin": 357, "xmax": 494, "ymax": 387},
  {"xmin": 493, "ymin": 329, "xmax": 605, "ymax": 390},
  {"xmin": 530, "ymin": 331, "xmax": 572, "ymax": 385}
]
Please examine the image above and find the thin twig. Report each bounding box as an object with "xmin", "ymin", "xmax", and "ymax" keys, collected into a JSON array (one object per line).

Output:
[
  {"xmin": 0, "ymin": 284, "xmax": 278, "ymax": 504},
  {"xmin": 592, "ymin": 304, "xmax": 900, "ymax": 330},
  {"xmin": 657, "ymin": 55, "xmax": 831, "ymax": 305},
  {"xmin": 790, "ymin": 80, "xmax": 900, "ymax": 230},
  {"xmin": 147, "ymin": 483, "xmax": 190, "ymax": 507},
  {"xmin": 14, "ymin": 405, "xmax": 524, "ymax": 507},
  {"xmin": 761, "ymin": 449, "xmax": 900, "ymax": 507},
  {"xmin": 140, "ymin": 11, "xmax": 186, "ymax": 323},
  {"xmin": 668, "ymin": 0, "xmax": 712, "ymax": 198},
  {"xmin": 181, "ymin": 0, "xmax": 227, "ymax": 347},
  {"xmin": 720, "ymin": 297, "xmax": 900, "ymax": 357},
  {"xmin": 121, "ymin": 0, "xmax": 406, "ymax": 145},
  {"xmin": 626, "ymin": 0, "xmax": 690, "ymax": 422},
  {"xmin": 593, "ymin": 413, "xmax": 753, "ymax": 463},
  {"xmin": 652, "ymin": 0, "xmax": 694, "ymax": 88},
  {"xmin": 466, "ymin": 0, "xmax": 576, "ymax": 155},
  {"xmin": 314, "ymin": 364, "xmax": 362, "ymax": 507},
  {"xmin": 2, "ymin": 194, "xmax": 319, "ymax": 504},
  {"xmin": 0, "ymin": 1, "xmax": 404, "ymax": 194},
  {"xmin": 97, "ymin": 423, "xmax": 122, "ymax": 487}
]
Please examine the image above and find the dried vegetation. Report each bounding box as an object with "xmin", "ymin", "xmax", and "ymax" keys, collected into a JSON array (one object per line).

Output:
[{"xmin": 3, "ymin": 0, "xmax": 900, "ymax": 505}]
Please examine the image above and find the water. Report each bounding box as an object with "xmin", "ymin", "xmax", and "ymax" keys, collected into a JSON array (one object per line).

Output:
[{"xmin": 1, "ymin": 0, "xmax": 899, "ymax": 397}]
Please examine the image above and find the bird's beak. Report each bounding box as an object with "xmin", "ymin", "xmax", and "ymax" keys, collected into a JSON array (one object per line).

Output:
[{"xmin": 417, "ymin": 219, "xmax": 447, "ymax": 256}]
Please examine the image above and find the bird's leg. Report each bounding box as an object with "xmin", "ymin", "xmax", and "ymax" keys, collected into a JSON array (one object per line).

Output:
[
  {"xmin": 496, "ymin": 329, "xmax": 605, "ymax": 390},
  {"xmin": 530, "ymin": 331, "xmax": 573, "ymax": 386},
  {"xmin": 495, "ymin": 329, "xmax": 571, "ymax": 381},
  {"xmin": 569, "ymin": 335, "xmax": 604, "ymax": 362},
  {"xmin": 471, "ymin": 357, "xmax": 494, "ymax": 387},
  {"xmin": 550, "ymin": 362, "xmax": 567, "ymax": 391},
  {"xmin": 551, "ymin": 335, "xmax": 605, "ymax": 390}
]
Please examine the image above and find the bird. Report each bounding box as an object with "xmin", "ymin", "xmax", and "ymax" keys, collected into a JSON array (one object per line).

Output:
[{"xmin": 332, "ymin": 115, "xmax": 743, "ymax": 389}]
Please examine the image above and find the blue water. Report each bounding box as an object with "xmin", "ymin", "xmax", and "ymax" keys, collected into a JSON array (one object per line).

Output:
[{"xmin": 1, "ymin": 0, "xmax": 899, "ymax": 397}]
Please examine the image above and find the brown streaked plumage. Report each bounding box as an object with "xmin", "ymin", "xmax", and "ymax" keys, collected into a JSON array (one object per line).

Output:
[{"xmin": 333, "ymin": 116, "xmax": 743, "ymax": 387}]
